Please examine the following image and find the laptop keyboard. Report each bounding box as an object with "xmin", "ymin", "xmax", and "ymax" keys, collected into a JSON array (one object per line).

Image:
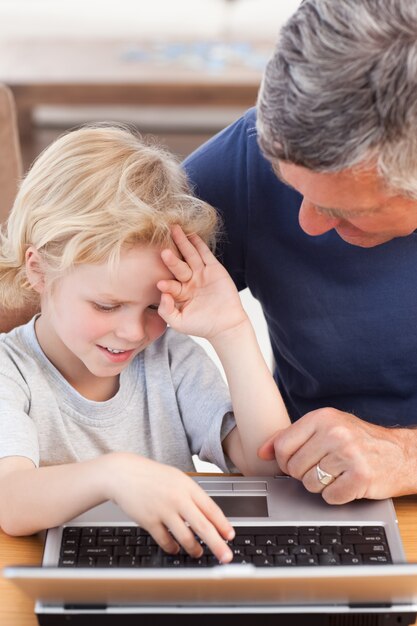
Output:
[{"xmin": 58, "ymin": 525, "xmax": 392, "ymax": 567}]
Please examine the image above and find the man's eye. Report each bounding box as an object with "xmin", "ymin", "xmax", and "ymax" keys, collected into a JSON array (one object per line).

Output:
[{"xmin": 93, "ymin": 303, "xmax": 120, "ymax": 312}]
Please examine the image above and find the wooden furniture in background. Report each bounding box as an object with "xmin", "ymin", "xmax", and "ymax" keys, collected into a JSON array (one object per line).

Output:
[{"xmin": 0, "ymin": 39, "xmax": 270, "ymax": 139}]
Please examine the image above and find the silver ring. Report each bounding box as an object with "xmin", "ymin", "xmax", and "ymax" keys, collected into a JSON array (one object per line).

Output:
[{"xmin": 316, "ymin": 464, "xmax": 335, "ymax": 486}]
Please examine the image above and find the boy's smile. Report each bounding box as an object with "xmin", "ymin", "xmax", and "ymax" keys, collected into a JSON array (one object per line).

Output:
[{"xmin": 34, "ymin": 245, "xmax": 174, "ymax": 401}]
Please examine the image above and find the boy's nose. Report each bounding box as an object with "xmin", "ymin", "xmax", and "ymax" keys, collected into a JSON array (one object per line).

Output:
[
  {"xmin": 116, "ymin": 315, "xmax": 146, "ymax": 343},
  {"xmin": 298, "ymin": 198, "xmax": 342, "ymax": 236}
]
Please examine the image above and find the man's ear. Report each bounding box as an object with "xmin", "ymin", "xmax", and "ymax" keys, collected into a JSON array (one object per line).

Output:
[{"xmin": 25, "ymin": 246, "xmax": 46, "ymax": 294}]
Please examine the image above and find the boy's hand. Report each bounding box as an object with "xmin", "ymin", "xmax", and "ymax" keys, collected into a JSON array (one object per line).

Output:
[
  {"xmin": 157, "ymin": 225, "xmax": 247, "ymax": 340},
  {"xmin": 107, "ymin": 453, "xmax": 234, "ymax": 563}
]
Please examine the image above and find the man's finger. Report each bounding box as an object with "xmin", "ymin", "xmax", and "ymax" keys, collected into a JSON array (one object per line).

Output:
[{"xmin": 257, "ymin": 433, "xmax": 278, "ymax": 460}]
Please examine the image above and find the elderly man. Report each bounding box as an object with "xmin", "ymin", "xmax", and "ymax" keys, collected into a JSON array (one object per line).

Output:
[{"xmin": 183, "ymin": 0, "xmax": 417, "ymax": 504}]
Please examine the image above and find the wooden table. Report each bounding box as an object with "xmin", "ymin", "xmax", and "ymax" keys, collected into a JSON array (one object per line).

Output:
[
  {"xmin": 0, "ymin": 39, "xmax": 271, "ymax": 137},
  {"xmin": 2, "ymin": 495, "xmax": 417, "ymax": 626}
]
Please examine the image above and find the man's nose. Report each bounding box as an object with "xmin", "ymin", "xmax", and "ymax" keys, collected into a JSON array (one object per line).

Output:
[{"xmin": 298, "ymin": 198, "xmax": 341, "ymax": 236}]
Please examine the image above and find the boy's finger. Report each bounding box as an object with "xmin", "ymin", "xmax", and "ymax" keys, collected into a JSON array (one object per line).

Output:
[
  {"xmin": 171, "ymin": 225, "xmax": 204, "ymax": 271},
  {"xmin": 149, "ymin": 523, "xmax": 180, "ymax": 555},
  {"xmin": 188, "ymin": 233, "xmax": 215, "ymax": 265},
  {"xmin": 190, "ymin": 491, "xmax": 235, "ymax": 563},
  {"xmin": 167, "ymin": 516, "xmax": 204, "ymax": 559},
  {"xmin": 160, "ymin": 248, "xmax": 193, "ymax": 282},
  {"xmin": 157, "ymin": 279, "xmax": 184, "ymax": 300},
  {"xmin": 158, "ymin": 293, "xmax": 179, "ymax": 323},
  {"xmin": 183, "ymin": 507, "xmax": 233, "ymax": 563}
]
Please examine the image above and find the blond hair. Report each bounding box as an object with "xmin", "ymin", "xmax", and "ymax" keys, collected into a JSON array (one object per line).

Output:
[{"xmin": 0, "ymin": 125, "xmax": 219, "ymax": 309}]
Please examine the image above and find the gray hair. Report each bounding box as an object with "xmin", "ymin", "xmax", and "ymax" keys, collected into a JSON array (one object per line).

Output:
[{"xmin": 257, "ymin": 0, "xmax": 417, "ymax": 197}]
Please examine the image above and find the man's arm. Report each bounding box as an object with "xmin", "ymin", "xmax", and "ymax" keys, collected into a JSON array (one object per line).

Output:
[{"xmin": 259, "ymin": 407, "xmax": 417, "ymax": 502}]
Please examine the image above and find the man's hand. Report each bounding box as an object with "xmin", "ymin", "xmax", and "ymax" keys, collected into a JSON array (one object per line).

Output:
[{"xmin": 258, "ymin": 408, "xmax": 417, "ymax": 503}]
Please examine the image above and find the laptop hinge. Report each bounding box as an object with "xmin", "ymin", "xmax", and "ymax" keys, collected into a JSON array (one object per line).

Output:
[
  {"xmin": 64, "ymin": 604, "xmax": 107, "ymax": 611},
  {"xmin": 348, "ymin": 603, "xmax": 392, "ymax": 609}
]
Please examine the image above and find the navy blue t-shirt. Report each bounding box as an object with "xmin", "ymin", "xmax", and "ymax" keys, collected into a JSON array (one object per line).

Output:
[{"xmin": 184, "ymin": 107, "xmax": 417, "ymax": 427}]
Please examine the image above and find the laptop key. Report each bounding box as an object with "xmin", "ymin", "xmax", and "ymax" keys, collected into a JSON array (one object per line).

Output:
[
  {"xmin": 115, "ymin": 527, "xmax": 135, "ymax": 537},
  {"xmin": 333, "ymin": 545, "xmax": 354, "ymax": 555},
  {"xmin": 80, "ymin": 536, "xmax": 96, "ymax": 546},
  {"xmin": 81, "ymin": 527, "xmax": 97, "ymax": 537},
  {"xmin": 311, "ymin": 546, "xmax": 333, "ymax": 555},
  {"xmin": 296, "ymin": 555, "xmax": 318, "ymax": 565},
  {"xmin": 290, "ymin": 546, "xmax": 311, "ymax": 556},
  {"xmin": 267, "ymin": 546, "xmax": 289, "ymax": 556},
  {"xmin": 341, "ymin": 527, "xmax": 362, "ymax": 535},
  {"xmin": 114, "ymin": 546, "xmax": 135, "ymax": 557},
  {"xmin": 98, "ymin": 537, "xmax": 123, "ymax": 546},
  {"xmin": 341, "ymin": 555, "xmax": 362, "ymax": 565},
  {"xmin": 118, "ymin": 556, "xmax": 138, "ymax": 567},
  {"xmin": 364, "ymin": 555, "xmax": 391, "ymax": 564},
  {"xmin": 63, "ymin": 527, "xmax": 81, "ymax": 536},
  {"xmin": 275, "ymin": 555, "xmax": 296, "ymax": 566},
  {"xmin": 185, "ymin": 556, "xmax": 207, "ymax": 566},
  {"xmin": 299, "ymin": 527, "xmax": 319, "ymax": 535},
  {"xmin": 77, "ymin": 558, "xmax": 96, "ymax": 567},
  {"xmin": 98, "ymin": 527, "xmax": 114, "ymax": 536},
  {"xmin": 235, "ymin": 536, "xmax": 255, "ymax": 546},
  {"xmin": 256, "ymin": 536, "xmax": 277, "ymax": 546},
  {"xmin": 246, "ymin": 547, "xmax": 267, "ymax": 556},
  {"xmin": 79, "ymin": 547, "xmax": 112, "ymax": 557},
  {"xmin": 299, "ymin": 535, "xmax": 320, "ymax": 545},
  {"xmin": 253, "ymin": 556, "xmax": 274, "ymax": 566},
  {"xmin": 355, "ymin": 544, "xmax": 389, "ymax": 554},
  {"xmin": 277, "ymin": 536, "xmax": 298, "ymax": 546},
  {"xmin": 59, "ymin": 558, "xmax": 77, "ymax": 567},
  {"xmin": 61, "ymin": 548, "xmax": 77, "ymax": 558},
  {"xmin": 162, "ymin": 556, "xmax": 184, "ymax": 566},
  {"xmin": 318, "ymin": 554, "xmax": 340, "ymax": 565},
  {"xmin": 126, "ymin": 536, "xmax": 147, "ymax": 546},
  {"xmin": 96, "ymin": 556, "xmax": 117, "ymax": 567},
  {"xmin": 321, "ymin": 535, "xmax": 341, "ymax": 545}
]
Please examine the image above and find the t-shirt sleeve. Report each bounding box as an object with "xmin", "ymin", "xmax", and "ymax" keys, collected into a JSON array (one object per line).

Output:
[
  {"xmin": 167, "ymin": 332, "xmax": 236, "ymax": 472},
  {"xmin": 0, "ymin": 370, "xmax": 39, "ymax": 467}
]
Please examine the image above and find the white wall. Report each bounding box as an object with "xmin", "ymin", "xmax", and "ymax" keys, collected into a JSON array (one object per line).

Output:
[
  {"xmin": 192, "ymin": 288, "xmax": 272, "ymax": 472},
  {"xmin": 0, "ymin": 1, "xmax": 302, "ymax": 40}
]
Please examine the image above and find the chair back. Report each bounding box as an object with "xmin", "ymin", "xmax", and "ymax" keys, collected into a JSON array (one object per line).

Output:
[{"xmin": 0, "ymin": 84, "xmax": 22, "ymax": 223}]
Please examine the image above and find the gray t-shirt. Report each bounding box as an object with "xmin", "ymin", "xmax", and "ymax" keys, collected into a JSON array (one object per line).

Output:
[{"xmin": 0, "ymin": 317, "xmax": 235, "ymax": 472}]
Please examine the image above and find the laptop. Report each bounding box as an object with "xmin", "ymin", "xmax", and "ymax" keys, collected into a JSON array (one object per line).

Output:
[{"xmin": 4, "ymin": 475, "xmax": 417, "ymax": 626}]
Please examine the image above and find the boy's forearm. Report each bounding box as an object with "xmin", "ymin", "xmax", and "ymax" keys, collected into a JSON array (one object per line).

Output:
[
  {"xmin": 210, "ymin": 320, "xmax": 289, "ymax": 472},
  {"xmin": 0, "ymin": 454, "xmax": 116, "ymax": 535}
]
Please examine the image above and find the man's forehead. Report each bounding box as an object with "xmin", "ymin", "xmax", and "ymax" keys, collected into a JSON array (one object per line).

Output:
[{"xmin": 274, "ymin": 160, "xmax": 391, "ymax": 214}]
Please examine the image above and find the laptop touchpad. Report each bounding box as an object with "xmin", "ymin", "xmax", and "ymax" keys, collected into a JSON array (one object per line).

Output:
[{"xmin": 211, "ymin": 496, "xmax": 268, "ymax": 517}]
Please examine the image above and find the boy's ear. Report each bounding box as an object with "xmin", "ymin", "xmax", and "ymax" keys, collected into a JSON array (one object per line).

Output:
[{"xmin": 25, "ymin": 246, "xmax": 46, "ymax": 294}]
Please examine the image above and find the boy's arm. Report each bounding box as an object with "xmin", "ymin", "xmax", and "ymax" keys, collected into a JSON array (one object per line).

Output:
[
  {"xmin": 210, "ymin": 320, "xmax": 287, "ymax": 475},
  {"xmin": 0, "ymin": 452, "xmax": 234, "ymax": 562},
  {"xmin": 0, "ymin": 455, "xmax": 109, "ymax": 535},
  {"xmin": 158, "ymin": 226, "xmax": 290, "ymax": 475}
]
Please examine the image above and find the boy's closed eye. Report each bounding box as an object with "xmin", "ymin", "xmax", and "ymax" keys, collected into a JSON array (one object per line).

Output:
[
  {"xmin": 92, "ymin": 302, "xmax": 121, "ymax": 313},
  {"xmin": 92, "ymin": 302, "xmax": 160, "ymax": 313}
]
